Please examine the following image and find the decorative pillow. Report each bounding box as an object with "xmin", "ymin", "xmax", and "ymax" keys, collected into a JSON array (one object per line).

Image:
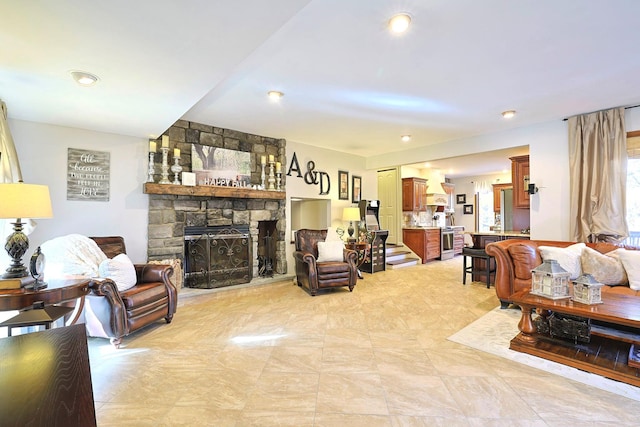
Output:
[
  {"xmin": 317, "ymin": 241, "xmax": 345, "ymax": 262},
  {"xmin": 616, "ymin": 249, "xmax": 640, "ymax": 290},
  {"xmin": 507, "ymin": 244, "xmax": 541, "ymax": 280},
  {"xmin": 580, "ymin": 246, "xmax": 627, "ymax": 285},
  {"xmin": 538, "ymin": 243, "xmax": 586, "ymax": 279},
  {"xmin": 99, "ymin": 253, "xmax": 137, "ymax": 291}
]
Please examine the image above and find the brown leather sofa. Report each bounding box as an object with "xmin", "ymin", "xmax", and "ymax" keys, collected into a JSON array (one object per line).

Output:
[
  {"xmin": 84, "ymin": 236, "xmax": 178, "ymax": 347},
  {"xmin": 293, "ymin": 229, "xmax": 358, "ymax": 296},
  {"xmin": 485, "ymin": 239, "xmax": 638, "ymax": 309}
]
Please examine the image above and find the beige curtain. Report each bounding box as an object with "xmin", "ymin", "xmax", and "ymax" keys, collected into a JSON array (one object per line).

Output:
[
  {"xmin": 0, "ymin": 100, "xmax": 34, "ymax": 271},
  {"xmin": 568, "ymin": 107, "xmax": 627, "ymax": 243}
]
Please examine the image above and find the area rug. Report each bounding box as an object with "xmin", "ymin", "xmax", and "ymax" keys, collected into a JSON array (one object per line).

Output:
[{"xmin": 448, "ymin": 306, "xmax": 640, "ymax": 401}]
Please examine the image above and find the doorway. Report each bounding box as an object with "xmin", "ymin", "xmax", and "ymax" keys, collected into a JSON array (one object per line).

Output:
[{"xmin": 377, "ymin": 167, "xmax": 400, "ymax": 244}]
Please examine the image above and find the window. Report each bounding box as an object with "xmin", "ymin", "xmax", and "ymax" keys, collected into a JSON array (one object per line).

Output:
[{"xmin": 625, "ymin": 132, "xmax": 640, "ymax": 246}]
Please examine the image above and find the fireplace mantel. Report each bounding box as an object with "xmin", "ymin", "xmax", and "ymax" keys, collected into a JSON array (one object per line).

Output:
[{"xmin": 144, "ymin": 183, "xmax": 285, "ymax": 200}]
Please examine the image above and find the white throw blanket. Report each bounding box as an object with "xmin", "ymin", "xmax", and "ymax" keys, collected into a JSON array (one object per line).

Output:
[{"xmin": 41, "ymin": 234, "xmax": 107, "ymax": 279}]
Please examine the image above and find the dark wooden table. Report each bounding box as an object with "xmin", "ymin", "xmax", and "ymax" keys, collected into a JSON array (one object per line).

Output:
[
  {"xmin": 0, "ymin": 277, "xmax": 91, "ymax": 326},
  {"xmin": 346, "ymin": 241, "xmax": 369, "ymax": 279},
  {"xmin": 0, "ymin": 323, "xmax": 96, "ymax": 426},
  {"xmin": 510, "ymin": 289, "xmax": 640, "ymax": 386}
]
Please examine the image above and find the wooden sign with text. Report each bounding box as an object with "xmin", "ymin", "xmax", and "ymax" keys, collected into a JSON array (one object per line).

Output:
[{"xmin": 67, "ymin": 148, "xmax": 110, "ymax": 201}]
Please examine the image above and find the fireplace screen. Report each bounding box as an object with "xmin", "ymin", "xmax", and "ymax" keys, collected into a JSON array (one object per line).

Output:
[{"xmin": 184, "ymin": 226, "xmax": 251, "ymax": 288}]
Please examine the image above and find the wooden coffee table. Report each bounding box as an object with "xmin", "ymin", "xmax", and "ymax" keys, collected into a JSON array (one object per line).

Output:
[{"xmin": 510, "ymin": 289, "xmax": 640, "ymax": 387}]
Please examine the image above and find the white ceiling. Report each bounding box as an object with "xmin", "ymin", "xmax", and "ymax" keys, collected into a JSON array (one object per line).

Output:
[{"xmin": 2, "ymin": 1, "xmax": 640, "ymax": 178}]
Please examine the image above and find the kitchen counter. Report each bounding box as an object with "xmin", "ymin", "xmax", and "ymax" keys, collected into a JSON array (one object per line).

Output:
[{"xmin": 465, "ymin": 230, "xmax": 530, "ymax": 238}]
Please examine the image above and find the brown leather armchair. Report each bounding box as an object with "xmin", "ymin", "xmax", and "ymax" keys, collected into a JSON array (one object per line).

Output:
[
  {"xmin": 293, "ymin": 229, "xmax": 358, "ymax": 296},
  {"xmin": 84, "ymin": 236, "xmax": 178, "ymax": 348}
]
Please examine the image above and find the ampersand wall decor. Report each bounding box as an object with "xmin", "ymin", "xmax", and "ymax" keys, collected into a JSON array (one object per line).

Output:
[{"xmin": 286, "ymin": 152, "xmax": 331, "ymax": 195}]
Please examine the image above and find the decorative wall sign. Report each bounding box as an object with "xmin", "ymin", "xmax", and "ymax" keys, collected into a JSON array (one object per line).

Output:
[
  {"xmin": 338, "ymin": 170, "xmax": 349, "ymax": 200},
  {"xmin": 463, "ymin": 204, "xmax": 474, "ymax": 214},
  {"xmin": 286, "ymin": 152, "xmax": 330, "ymax": 195},
  {"xmin": 457, "ymin": 194, "xmax": 466, "ymax": 204},
  {"xmin": 352, "ymin": 175, "xmax": 361, "ymax": 203},
  {"xmin": 191, "ymin": 144, "xmax": 251, "ymax": 187},
  {"xmin": 67, "ymin": 148, "xmax": 110, "ymax": 201}
]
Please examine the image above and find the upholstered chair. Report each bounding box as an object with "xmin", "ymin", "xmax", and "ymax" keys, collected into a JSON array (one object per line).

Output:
[
  {"xmin": 293, "ymin": 229, "xmax": 358, "ymax": 296},
  {"xmin": 85, "ymin": 236, "xmax": 177, "ymax": 348}
]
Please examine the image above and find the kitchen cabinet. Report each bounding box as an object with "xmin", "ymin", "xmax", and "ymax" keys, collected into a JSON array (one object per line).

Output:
[
  {"xmin": 492, "ymin": 183, "xmax": 512, "ymax": 213},
  {"xmin": 453, "ymin": 227, "xmax": 465, "ymax": 255},
  {"xmin": 402, "ymin": 228, "xmax": 440, "ymax": 263},
  {"xmin": 510, "ymin": 155, "xmax": 530, "ymax": 208},
  {"xmin": 402, "ymin": 178, "xmax": 428, "ymax": 211}
]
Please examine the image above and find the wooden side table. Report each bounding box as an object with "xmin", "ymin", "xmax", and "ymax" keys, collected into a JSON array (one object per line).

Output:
[
  {"xmin": 0, "ymin": 304, "xmax": 74, "ymax": 336},
  {"xmin": 346, "ymin": 241, "xmax": 369, "ymax": 279}
]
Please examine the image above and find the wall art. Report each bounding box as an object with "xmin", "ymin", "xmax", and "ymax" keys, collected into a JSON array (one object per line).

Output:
[{"xmin": 67, "ymin": 148, "xmax": 110, "ymax": 201}]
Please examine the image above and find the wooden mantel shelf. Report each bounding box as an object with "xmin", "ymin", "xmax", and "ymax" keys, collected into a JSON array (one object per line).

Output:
[{"xmin": 143, "ymin": 183, "xmax": 285, "ymax": 200}]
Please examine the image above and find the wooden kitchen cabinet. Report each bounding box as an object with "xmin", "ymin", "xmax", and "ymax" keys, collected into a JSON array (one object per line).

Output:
[
  {"xmin": 510, "ymin": 155, "xmax": 530, "ymax": 208},
  {"xmin": 402, "ymin": 178, "xmax": 428, "ymax": 211},
  {"xmin": 402, "ymin": 228, "xmax": 440, "ymax": 263},
  {"xmin": 492, "ymin": 183, "xmax": 512, "ymax": 212}
]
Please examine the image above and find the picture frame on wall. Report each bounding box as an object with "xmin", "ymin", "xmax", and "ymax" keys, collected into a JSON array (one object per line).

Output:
[
  {"xmin": 352, "ymin": 175, "xmax": 361, "ymax": 203},
  {"xmin": 463, "ymin": 204, "xmax": 474, "ymax": 215},
  {"xmin": 456, "ymin": 194, "xmax": 466, "ymax": 204},
  {"xmin": 338, "ymin": 170, "xmax": 349, "ymax": 200}
]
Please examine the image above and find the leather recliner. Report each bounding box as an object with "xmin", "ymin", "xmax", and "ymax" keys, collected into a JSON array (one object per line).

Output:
[
  {"xmin": 293, "ymin": 229, "xmax": 358, "ymax": 296},
  {"xmin": 84, "ymin": 236, "xmax": 178, "ymax": 348}
]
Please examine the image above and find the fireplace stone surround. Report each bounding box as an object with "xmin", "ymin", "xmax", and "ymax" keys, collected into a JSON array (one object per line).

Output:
[{"xmin": 145, "ymin": 120, "xmax": 287, "ymax": 284}]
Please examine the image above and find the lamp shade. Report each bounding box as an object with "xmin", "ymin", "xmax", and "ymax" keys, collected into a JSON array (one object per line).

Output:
[
  {"xmin": 0, "ymin": 183, "xmax": 53, "ymax": 219},
  {"xmin": 342, "ymin": 207, "xmax": 361, "ymax": 222}
]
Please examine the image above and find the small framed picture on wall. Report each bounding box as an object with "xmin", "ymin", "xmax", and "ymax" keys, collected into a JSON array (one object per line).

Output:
[
  {"xmin": 352, "ymin": 175, "xmax": 361, "ymax": 203},
  {"xmin": 338, "ymin": 170, "xmax": 349, "ymax": 200},
  {"xmin": 463, "ymin": 204, "xmax": 474, "ymax": 215},
  {"xmin": 456, "ymin": 194, "xmax": 466, "ymax": 204}
]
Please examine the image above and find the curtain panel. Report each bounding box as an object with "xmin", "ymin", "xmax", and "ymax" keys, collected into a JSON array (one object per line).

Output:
[{"xmin": 568, "ymin": 107, "xmax": 627, "ymax": 243}]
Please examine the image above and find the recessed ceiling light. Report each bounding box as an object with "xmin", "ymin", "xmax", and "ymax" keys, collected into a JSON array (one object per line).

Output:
[
  {"xmin": 70, "ymin": 70, "xmax": 99, "ymax": 86},
  {"xmin": 401, "ymin": 135, "xmax": 411, "ymax": 142},
  {"xmin": 389, "ymin": 13, "xmax": 411, "ymax": 34},
  {"xmin": 267, "ymin": 90, "xmax": 284, "ymax": 100},
  {"xmin": 501, "ymin": 110, "xmax": 516, "ymax": 119}
]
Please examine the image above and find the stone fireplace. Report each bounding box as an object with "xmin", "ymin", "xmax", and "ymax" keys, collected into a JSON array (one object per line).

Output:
[{"xmin": 145, "ymin": 120, "xmax": 287, "ymax": 287}]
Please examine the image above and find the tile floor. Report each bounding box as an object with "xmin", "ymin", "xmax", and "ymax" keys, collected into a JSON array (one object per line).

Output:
[{"xmin": 89, "ymin": 257, "xmax": 640, "ymax": 426}]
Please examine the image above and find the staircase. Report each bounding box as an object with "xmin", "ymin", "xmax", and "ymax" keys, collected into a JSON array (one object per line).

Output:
[{"xmin": 385, "ymin": 243, "xmax": 420, "ymax": 269}]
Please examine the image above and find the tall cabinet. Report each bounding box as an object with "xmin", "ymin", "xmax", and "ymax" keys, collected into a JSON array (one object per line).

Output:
[
  {"xmin": 402, "ymin": 178, "xmax": 428, "ymax": 211},
  {"xmin": 510, "ymin": 155, "xmax": 530, "ymax": 208}
]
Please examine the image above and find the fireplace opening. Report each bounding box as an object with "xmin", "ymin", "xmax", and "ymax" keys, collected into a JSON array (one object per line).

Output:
[
  {"xmin": 257, "ymin": 220, "xmax": 277, "ymax": 277},
  {"xmin": 184, "ymin": 225, "xmax": 251, "ymax": 288}
]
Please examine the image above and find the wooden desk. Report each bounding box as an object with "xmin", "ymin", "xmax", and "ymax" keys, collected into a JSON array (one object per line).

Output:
[
  {"xmin": 0, "ymin": 278, "xmax": 91, "ymax": 326},
  {"xmin": 0, "ymin": 323, "xmax": 97, "ymax": 426}
]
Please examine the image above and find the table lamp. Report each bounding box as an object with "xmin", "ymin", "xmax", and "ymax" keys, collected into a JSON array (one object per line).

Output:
[
  {"xmin": 342, "ymin": 207, "xmax": 361, "ymax": 241},
  {"xmin": 0, "ymin": 182, "xmax": 53, "ymax": 279}
]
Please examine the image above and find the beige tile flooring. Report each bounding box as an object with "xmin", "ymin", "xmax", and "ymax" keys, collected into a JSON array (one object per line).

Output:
[{"xmin": 89, "ymin": 257, "xmax": 640, "ymax": 426}]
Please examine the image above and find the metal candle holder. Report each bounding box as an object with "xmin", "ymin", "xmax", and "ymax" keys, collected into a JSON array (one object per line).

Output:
[
  {"xmin": 267, "ymin": 161, "xmax": 276, "ymax": 190},
  {"xmin": 147, "ymin": 152, "xmax": 155, "ymax": 183},
  {"xmin": 159, "ymin": 147, "xmax": 171, "ymax": 184},
  {"xmin": 171, "ymin": 156, "xmax": 182, "ymax": 185}
]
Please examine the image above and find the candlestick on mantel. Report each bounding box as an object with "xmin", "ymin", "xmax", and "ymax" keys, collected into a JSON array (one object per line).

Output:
[
  {"xmin": 261, "ymin": 155, "xmax": 266, "ymax": 165},
  {"xmin": 174, "ymin": 148, "xmax": 180, "ymax": 157},
  {"xmin": 147, "ymin": 152, "xmax": 155, "ymax": 183},
  {"xmin": 275, "ymin": 161, "xmax": 281, "ymax": 173},
  {"xmin": 162, "ymin": 135, "xmax": 169, "ymax": 148},
  {"xmin": 159, "ymin": 147, "xmax": 171, "ymax": 184},
  {"xmin": 268, "ymin": 154, "xmax": 274, "ymax": 163},
  {"xmin": 149, "ymin": 140, "xmax": 156, "ymax": 152}
]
